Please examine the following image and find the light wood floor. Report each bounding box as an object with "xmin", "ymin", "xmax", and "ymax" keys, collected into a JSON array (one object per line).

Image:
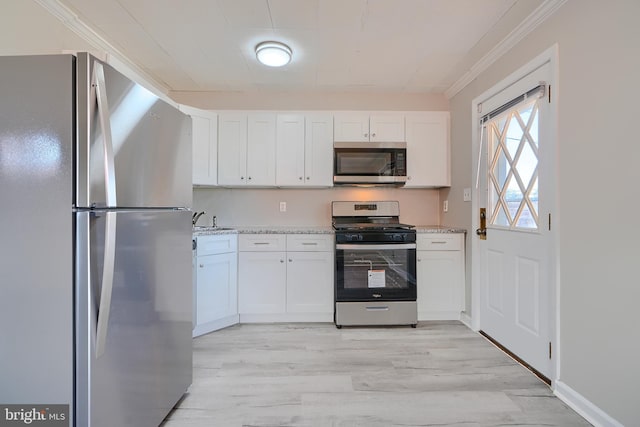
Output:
[{"xmin": 162, "ymin": 322, "xmax": 591, "ymax": 427}]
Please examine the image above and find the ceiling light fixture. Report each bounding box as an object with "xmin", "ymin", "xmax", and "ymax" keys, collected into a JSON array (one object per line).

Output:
[{"xmin": 255, "ymin": 41, "xmax": 292, "ymax": 67}]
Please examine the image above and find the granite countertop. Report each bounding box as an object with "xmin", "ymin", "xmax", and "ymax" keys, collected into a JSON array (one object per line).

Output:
[
  {"xmin": 192, "ymin": 227, "xmax": 239, "ymax": 236},
  {"xmin": 233, "ymin": 226, "xmax": 334, "ymax": 234},
  {"xmin": 193, "ymin": 226, "xmax": 334, "ymax": 235},
  {"xmin": 414, "ymin": 225, "xmax": 467, "ymax": 233},
  {"xmin": 193, "ymin": 225, "xmax": 465, "ymax": 235}
]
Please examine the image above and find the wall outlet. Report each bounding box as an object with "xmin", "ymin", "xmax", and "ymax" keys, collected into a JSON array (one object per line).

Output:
[
  {"xmin": 443, "ymin": 200, "xmax": 449, "ymax": 212},
  {"xmin": 463, "ymin": 188, "xmax": 472, "ymax": 202},
  {"xmin": 279, "ymin": 201, "xmax": 286, "ymax": 212}
]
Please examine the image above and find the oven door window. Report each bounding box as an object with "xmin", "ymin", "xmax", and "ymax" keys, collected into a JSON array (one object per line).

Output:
[
  {"xmin": 335, "ymin": 150, "xmax": 394, "ymax": 176},
  {"xmin": 335, "ymin": 245, "xmax": 416, "ymax": 301}
]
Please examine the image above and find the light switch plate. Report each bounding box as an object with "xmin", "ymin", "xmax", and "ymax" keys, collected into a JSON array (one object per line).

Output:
[
  {"xmin": 463, "ymin": 188, "xmax": 472, "ymax": 202},
  {"xmin": 443, "ymin": 200, "xmax": 449, "ymax": 212},
  {"xmin": 279, "ymin": 201, "xmax": 286, "ymax": 212}
]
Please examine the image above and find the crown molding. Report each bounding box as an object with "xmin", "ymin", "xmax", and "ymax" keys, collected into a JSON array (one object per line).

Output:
[
  {"xmin": 33, "ymin": 0, "xmax": 171, "ymax": 97},
  {"xmin": 445, "ymin": 0, "xmax": 567, "ymax": 99}
]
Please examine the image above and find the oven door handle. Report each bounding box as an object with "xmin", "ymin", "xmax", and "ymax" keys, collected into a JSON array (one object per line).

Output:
[{"xmin": 335, "ymin": 243, "xmax": 416, "ymax": 250}]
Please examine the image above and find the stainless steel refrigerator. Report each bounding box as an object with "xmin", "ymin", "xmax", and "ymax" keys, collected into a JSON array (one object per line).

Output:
[{"xmin": 0, "ymin": 53, "xmax": 193, "ymax": 426}]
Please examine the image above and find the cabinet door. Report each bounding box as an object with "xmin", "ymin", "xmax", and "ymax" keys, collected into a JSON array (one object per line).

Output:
[
  {"xmin": 218, "ymin": 113, "xmax": 248, "ymax": 186},
  {"xmin": 196, "ymin": 252, "xmax": 237, "ymax": 325},
  {"xmin": 405, "ymin": 112, "xmax": 450, "ymax": 187},
  {"xmin": 276, "ymin": 113, "xmax": 306, "ymax": 186},
  {"xmin": 369, "ymin": 114, "xmax": 405, "ymax": 142},
  {"xmin": 416, "ymin": 250, "xmax": 463, "ymax": 319},
  {"xmin": 246, "ymin": 113, "xmax": 276, "ymax": 186},
  {"xmin": 304, "ymin": 114, "xmax": 333, "ymax": 186},
  {"xmin": 191, "ymin": 113, "xmax": 218, "ymax": 186},
  {"xmin": 238, "ymin": 251, "xmax": 286, "ymax": 314},
  {"xmin": 286, "ymin": 251, "xmax": 334, "ymax": 314},
  {"xmin": 333, "ymin": 113, "xmax": 370, "ymax": 142}
]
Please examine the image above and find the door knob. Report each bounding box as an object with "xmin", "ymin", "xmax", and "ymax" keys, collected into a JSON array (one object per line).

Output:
[{"xmin": 477, "ymin": 208, "xmax": 487, "ymax": 240}]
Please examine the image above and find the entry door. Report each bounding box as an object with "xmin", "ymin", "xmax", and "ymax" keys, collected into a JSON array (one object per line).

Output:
[{"xmin": 477, "ymin": 62, "xmax": 555, "ymax": 378}]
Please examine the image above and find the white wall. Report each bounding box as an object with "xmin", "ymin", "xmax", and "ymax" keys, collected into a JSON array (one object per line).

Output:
[
  {"xmin": 445, "ymin": 1, "xmax": 640, "ymax": 425},
  {"xmin": 171, "ymin": 90, "xmax": 449, "ymax": 112},
  {"xmin": 193, "ymin": 187, "xmax": 441, "ymax": 228},
  {"xmin": 1, "ymin": 0, "xmax": 94, "ymax": 55}
]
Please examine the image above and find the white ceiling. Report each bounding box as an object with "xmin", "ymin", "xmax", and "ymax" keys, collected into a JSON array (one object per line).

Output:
[{"xmin": 50, "ymin": 0, "xmax": 527, "ymax": 94}]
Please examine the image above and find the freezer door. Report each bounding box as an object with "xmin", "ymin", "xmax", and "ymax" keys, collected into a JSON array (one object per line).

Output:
[
  {"xmin": 0, "ymin": 54, "xmax": 74, "ymax": 416},
  {"xmin": 76, "ymin": 53, "xmax": 192, "ymax": 209},
  {"xmin": 75, "ymin": 210, "xmax": 192, "ymax": 427}
]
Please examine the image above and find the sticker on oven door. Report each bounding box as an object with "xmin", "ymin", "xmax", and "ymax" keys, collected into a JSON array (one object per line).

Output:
[{"xmin": 368, "ymin": 270, "xmax": 386, "ymax": 288}]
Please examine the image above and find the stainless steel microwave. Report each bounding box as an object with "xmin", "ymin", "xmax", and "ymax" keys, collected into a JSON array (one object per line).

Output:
[{"xmin": 333, "ymin": 141, "xmax": 407, "ymax": 185}]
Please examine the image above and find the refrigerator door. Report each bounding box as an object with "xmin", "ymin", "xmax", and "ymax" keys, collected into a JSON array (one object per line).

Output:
[
  {"xmin": 75, "ymin": 209, "xmax": 193, "ymax": 427},
  {"xmin": 0, "ymin": 54, "xmax": 75, "ymax": 415},
  {"xmin": 76, "ymin": 53, "xmax": 192, "ymax": 209}
]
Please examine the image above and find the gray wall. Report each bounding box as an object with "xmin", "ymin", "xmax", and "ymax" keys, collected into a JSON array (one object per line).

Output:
[{"xmin": 443, "ymin": 1, "xmax": 640, "ymax": 425}]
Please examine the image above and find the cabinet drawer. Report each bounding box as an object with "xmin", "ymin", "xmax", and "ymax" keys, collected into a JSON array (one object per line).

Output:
[
  {"xmin": 286, "ymin": 234, "xmax": 333, "ymax": 251},
  {"xmin": 239, "ymin": 234, "xmax": 287, "ymax": 251},
  {"xmin": 417, "ymin": 233, "xmax": 463, "ymax": 251},
  {"xmin": 196, "ymin": 234, "xmax": 238, "ymax": 256}
]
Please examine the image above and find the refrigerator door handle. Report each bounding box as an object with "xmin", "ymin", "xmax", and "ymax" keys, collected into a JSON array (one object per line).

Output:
[
  {"xmin": 95, "ymin": 212, "xmax": 117, "ymax": 357},
  {"xmin": 92, "ymin": 62, "xmax": 118, "ymax": 206}
]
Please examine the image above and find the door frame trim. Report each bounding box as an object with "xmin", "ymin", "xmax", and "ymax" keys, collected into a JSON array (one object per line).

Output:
[{"xmin": 470, "ymin": 44, "xmax": 560, "ymax": 384}]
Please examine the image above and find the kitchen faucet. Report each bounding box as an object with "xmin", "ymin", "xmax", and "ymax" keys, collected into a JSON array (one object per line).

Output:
[{"xmin": 192, "ymin": 211, "xmax": 206, "ymax": 226}]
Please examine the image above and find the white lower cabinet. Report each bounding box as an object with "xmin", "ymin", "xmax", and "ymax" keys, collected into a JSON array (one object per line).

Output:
[
  {"xmin": 286, "ymin": 251, "xmax": 334, "ymax": 315},
  {"xmin": 416, "ymin": 233, "xmax": 465, "ymax": 320},
  {"xmin": 238, "ymin": 251, "xmax": 287, "ymax": 314},
  {"xmin": 238, "ymin": 234, "xmax": 333, "ymax": 322},
  {"xmin": 193, "ymin": 234, "xmax": 238, "ymax": 337}
]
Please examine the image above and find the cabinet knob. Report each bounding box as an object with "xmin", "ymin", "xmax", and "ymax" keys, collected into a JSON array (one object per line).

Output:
[
  {"xmin": 288, "ymin": 258, "xmax": 292, "ymax": 262},
  {"xmin": 248, "ymin": 176, "xmax": 252, "ymax": 180},
  {"xmin": 280, "ymin": 259, "xmax": 284, "ymax": 263},
  {"xmin": 199, "ymin": 264, "xmax": 204, "ymax": 268},
  {"xmin": 364, "ymin": 133, "xmax": 368, "ymax": 137},
  {"xmin": 306, "ymin": 177, "xmax": 310, "ymax": 180},
  {"xmin": 240, "ymin": 176, "xmax": 244, "ymax": 180},
  {"xmin": 299, "ymin": 177, "xmax": 303, "ymax": 180},
  {"xmin": 371, "ymin": 133, "xmax": 376, "ymax": 138}
]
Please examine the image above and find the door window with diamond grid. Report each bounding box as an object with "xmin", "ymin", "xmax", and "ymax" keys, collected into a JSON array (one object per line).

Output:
[{"xmin": 486, "ymin": 98, "xmax": 540, "ymax": 231}]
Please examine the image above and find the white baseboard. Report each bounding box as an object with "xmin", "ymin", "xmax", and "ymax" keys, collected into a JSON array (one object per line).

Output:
[
  {"xmin": 239, "ymin": 313, "xmax": 333, "ymax": 323},
  {"xmin": 417, "ymin": 310, "xmax": 461, "ymax": 321},
  {"xmin": 459, "ymin": 312, "xmax": 472, "ymax": 328},
  {"xmin": 554, "ymin": 381, "xmax": 623, "ymax": 427},
  {"xmin": 192, "ymin": 314, "xmax": 239, "ymax": 337}
]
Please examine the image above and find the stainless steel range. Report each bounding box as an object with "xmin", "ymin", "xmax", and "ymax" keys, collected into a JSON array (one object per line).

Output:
[{"xmin": 332, "ymin": 201, "xmax": 417, "ymax": 328}]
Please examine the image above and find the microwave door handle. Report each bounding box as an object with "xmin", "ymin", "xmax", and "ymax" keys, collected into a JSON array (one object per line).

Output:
[{"xmin": 92, "ymin": 62, "xmax": 118, "ymax": 206}]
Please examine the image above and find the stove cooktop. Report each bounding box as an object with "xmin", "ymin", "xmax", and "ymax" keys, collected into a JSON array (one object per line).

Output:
[{"xmin": 332, "ymin": 222, "xmax": 415, "ymax": 232}]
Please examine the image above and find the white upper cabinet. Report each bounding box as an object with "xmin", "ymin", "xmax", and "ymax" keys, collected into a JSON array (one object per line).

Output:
[
  {"xmin": 218, "ymin": 113, "xmax": 276, "ymax": 186},
  {"xmin": 369, "ymin": 114, "xmax": 405, "ymax": 142},
  {"xmin": 333, "ymin": 112, "xmax": 370, "ymax": 142},
  {"xmin": 247, "ymin": 113, "xmax": 277, "ymax": 186},
  {"xmin": 180, "ymin": 106, "xmax": 218, "ymax": 186},
  {"xmin": 334, "ymin": 112, "xmax": 405, "ymax": 142},
  {"xmin": 276, "ymin": 113, "xmax": 333, "ymax": 187},
  {"xmin": 304, "ymin": 114, "xmax": 333, "ymax": 186},
  {"xmin": 404, "ymin": 112, "xmax": 451, "ymax": 188}
]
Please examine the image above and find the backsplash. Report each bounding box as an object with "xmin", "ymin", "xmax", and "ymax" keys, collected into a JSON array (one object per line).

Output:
[{"xmin": 193, "ymin": 187, "xmax": 441, "ymax": 228}]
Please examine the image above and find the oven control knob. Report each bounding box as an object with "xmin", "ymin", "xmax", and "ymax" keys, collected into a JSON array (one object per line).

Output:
[{"xmin": 394, "ymin": 234, "xmax": 404, "ymax": 241}]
